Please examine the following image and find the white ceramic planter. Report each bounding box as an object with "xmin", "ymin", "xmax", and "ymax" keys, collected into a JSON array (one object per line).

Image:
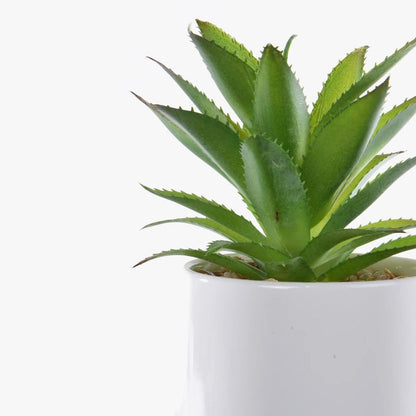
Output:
[{"xmin": 177, "ymin": 256, "xmax": 416, "ymax": 416}]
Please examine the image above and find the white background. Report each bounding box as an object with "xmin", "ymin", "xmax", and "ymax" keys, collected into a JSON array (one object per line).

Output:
[{"xmin": 1, "ymin": 0, "xmax": 416, "ymax": 415}]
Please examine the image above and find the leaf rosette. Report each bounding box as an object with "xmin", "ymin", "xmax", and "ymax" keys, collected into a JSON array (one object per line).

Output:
[{"xmin": 134, "ymin": 20, "xmax": 416, "ymax": 282}]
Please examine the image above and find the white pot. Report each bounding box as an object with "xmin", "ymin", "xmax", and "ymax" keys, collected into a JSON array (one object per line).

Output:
[{"xmin": 177, "ymin": 256, "xmax": 416, "ymax": 416}]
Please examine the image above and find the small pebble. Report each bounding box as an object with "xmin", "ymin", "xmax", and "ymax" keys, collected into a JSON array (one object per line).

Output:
[{"xmin": 195, "ymin": 263, "xmax": 403, "ymax": 282}]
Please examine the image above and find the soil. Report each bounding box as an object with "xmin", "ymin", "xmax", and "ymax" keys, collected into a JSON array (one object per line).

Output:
[{"xmin": 193, "ymin": 261, "xmax": 404, "ymax": 282}]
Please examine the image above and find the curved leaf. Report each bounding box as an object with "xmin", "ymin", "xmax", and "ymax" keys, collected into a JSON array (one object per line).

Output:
[
  {"xmin": 318, "ymin": 235, "xmax": 416, "ymax": 281},
  {"xmin": 141, "ymin": 186, "xmax": 268, "ymax": 245},
  {"xmin": 190, "ymin": 32, "xmax": 256, "ymax": 127},
  {"xmin": 242, "ymin": 136, "xmax": 310, "ymax": 255},
  {"xmin": 323, "ymin": 157, "xmax": 416, "ymax": 232},
  {"xmin": 206, "ymin": 240, "xmax": 290, "ymax": 265},
  {"xmin": 312, "ymin": 232, "xmax": 395, "ymax": 276},
  {"xmin": 195, "ymin": 19, "xmax": 258, "ymax": 71},
  {"xmin": 360, "ymin": 218, "xmax": 416, "ymax": 230},
  {"xmin": 148, "ymin": 57, "xmax": 246, "ymax": 137},
  {"xmin": 324, "ymin": 220, "xmax": 416, "ymax": 266},
  {"xmin": 316, "ymin": 37, "xmax": 416, "ymax": 132},
  {"xmin": 136, "ymin": 98, "xmax": 245, "ymax": 192},
  {"xmin": 310, "ymin": 46, "xmax": 367, "ymax": 133},
  {"xmin": 313, "ymin": 152, "xmax": 401, "ymax": 234},
  {"xmin": 142, "ymin": 217, "xmax": 251, "ymax": 242},
  {"xmin": 253, "ymin": 45, "xmax": 309, "ymax": 165},
  {"xmin": 359, "ymin": 97, "xmax": 416, "ymax": 166},
  {"xmin": 313, "ymin": 220, "xmax": 416, "ymax": 273},
  {"xmin": 283, "ymin": 34, "xmax": 297, "ymax": 60},
  {"xmin": 301, "ymin": 228, "xmax": 399, "ymax": 267},
  {"xmin": 134, "ymin": 248, "xmax": 267, "ymax": 280},
  {"xmin": 303, "ymin": 79, "xmax": 389, "ymax": 224}
]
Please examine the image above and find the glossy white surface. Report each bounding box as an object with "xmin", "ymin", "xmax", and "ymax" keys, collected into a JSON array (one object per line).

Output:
[{"xmin": 178, "ymin": 257, "xmax": 416, "ymax": 416}]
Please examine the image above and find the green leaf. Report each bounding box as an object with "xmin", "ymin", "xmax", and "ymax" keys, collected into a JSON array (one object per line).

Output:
[
  {"xmin": 148, "ymin": 57, "xmax": 246, "ymax": 138},
  {"xmin": 135, "ymin": 94, "xmax": 223, "ymax": 177},
  {"xmin": 195, "ymin": 19, "xmax": 258, "ymax": 71},
  {"xmin": 301, "ymin": 228, "xmax": 399, "ymax": 268},
  {"xmin": 314, "ymin": 221, "xmax": 416, "ymax": 273},
  {"xmin": 312, "ymin": 232, "xmax": 394, "ymax": 276},
  {"xmin": 359, "ymin": 97, "xmax": 416, "ymax": 166},
  {"xmin": 316, "ymin": 37, "xmax": 416, "ymax": 132},
  {"xmin": 141, "ymin": 186, "xmax": 269, "ymax": 245},
  {"xmin": 318, "ymin": 235, "xmax": 416, "ymax": 281},
  {"xmin": 142, "ymin": 217, "xmax": 252, "ymax": 242},
  {"xmin": 310, "ymin": 46, "xmax": 367, "ymax": 133},
  {"xmin": 241, "ymin": 136, "xmax": 310, "ymax": 255},
  {"xmin": 313, "ymin": 152, "xmax": 401, "ymax": 235},
  {"xmin": 322, "ymin": 220, "xmax": 416, "ymax": 268},
  {"xmin": 323, "ymin": 157, "xmax": 416, "ymax": 232},
  {"xmin": 206, "ymin": 240, "xmax": 290, "ymax": 266},
  {"xmin": 135, "ymin": 97, "xmax": 245, "ymax": 192},
  {"xmin": 253, "ymin": 45, "xmax": 309, "ymax": 165},
  {"xmin": 190, "ymin": 32, "xmax": 256, "ymax": 127},
  {"xmin": 360, "ymin": 218, "xmax": 416, "ymax": 230},
  {"xmin": 283, "ymin": 34, "xmax": 297, "ymax": 60},
  {"xmin": 134, "ymin": 248, "xmax": 267, "ymax": 280},
  {"xmin": 264, "ymin": 257, "xmax": 316, "ymax": 282},
  {"xmin": 303, "ymin": 79, "xmax": 389, "ymax": 225},
  {"xmin": 335, "ymin": 152, "xmax": 398, "ymax": 207}
]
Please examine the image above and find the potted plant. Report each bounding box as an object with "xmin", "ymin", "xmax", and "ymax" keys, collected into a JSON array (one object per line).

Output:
[{"xmin": 134, "ymin": 20, "xmax": 416, "ymax": 416}]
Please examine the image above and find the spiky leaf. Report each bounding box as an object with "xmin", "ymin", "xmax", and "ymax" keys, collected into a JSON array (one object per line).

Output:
[
  {"xmin": 148, "ymin": 57, "xmax": 246, "ymax": 137},
  {"xmin": 137, "ymin": 99, "xmax": 245, "ymax": 192},
  {"xmin": 326, "ymin": 221, "xmax": 416, "ymax": 267},
  {"xmin": 310, "ymin": 46, "xmax": 367, "ymax": 133},
  {"xmin": 141, "ymin": 187, "xmax": 268, "ymax": 245},
  {"xmin": 359, "ymin": 97, "xmax": 416, "ymax": 166},
  {"xmin": 242, "ymin": 136, "xmax": 310, "ymax": 255},
  {"xmin": 312, "ymin": 231, "xmax": 404, "ymax": 276},
  {"xmin": 142, "ymin": 217, "xmax": 251, "ymax": 242},
  {"xmin": 313, "ymin": 152, "xmax": 401, "ymax": 234},
  {"xmin": 206, "ymin": 240, "xmax": 290, "ymax": 266},
  {"xmin": 319, "ymin": 235, "xmax": 416, "ymax": 281},
  {"xmin": 303, "ymin": 79, "xmax": 389, "ymax": 224},
  {"xmin": 195, "ymin": 19, "xmax": 258, "ymax": 71},
  {"xmin": 253, "ymin": 45, "xmax": 309, "ymax": 165},
  {"xmin": 360, "ymin": 218, "xmax": 416, "ymax": 230},
  {"xmin": 301, "ymin": 228, "xmax": 400, "ymax": 268},
  {"xmin": 316, "ymin": 37, "xmax": 416, "ymax": 131},
  {"xmin": 323, "ymin": 157, "xmax": 416, "ymax": 232},
  {"xmin": 134, "ymin": 248, "xmax": 267, "ymax": 280},
  {"xmin": 190, "ymin": 32, "xmax": 256, "ymax": 127}
]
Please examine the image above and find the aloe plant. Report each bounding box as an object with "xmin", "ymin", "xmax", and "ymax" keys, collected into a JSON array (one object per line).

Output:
[{"xmin": 134, "ymin": 20, "xmax": 416, "ymax": 282}]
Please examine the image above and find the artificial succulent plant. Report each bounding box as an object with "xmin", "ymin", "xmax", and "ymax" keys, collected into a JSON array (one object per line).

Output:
[{"xmin": 134, "ymin": 20, "xmax": 416, "ymax": 282}]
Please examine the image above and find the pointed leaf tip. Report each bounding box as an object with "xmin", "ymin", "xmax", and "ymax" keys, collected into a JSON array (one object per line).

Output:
[
  {"xmin": 305, "ymin": 78, "xmax": 390, "ymax": 224},
  {"xmin": 135, "ymin": 248, "xmax": 268, "ymax": 280},
  {"xmin": 253, "ymin": 45, "xmax": 309, "ymax": 165},
  {"xmin": 146, "ymin": 56, "xmax": 160, "ymax": 65},
  {"xmin": 314, "ymin": 36, "xmax": 416, "ymax": 133},
  {"xmin": 133, "ymin": 258, "xmax": 148, "ymax": 267},
  {"xmin": 283, "ymin": 34, "xmax": 297, "ymax": 60},
  {"xmin": 131, "ymin": 91, "xmax": 152, "ymax": 107}
]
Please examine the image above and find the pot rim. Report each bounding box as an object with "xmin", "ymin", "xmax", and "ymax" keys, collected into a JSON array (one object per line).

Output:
[{"xmin": 185, "ymin": 255, "xmax": 416, "ymax": 289}]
